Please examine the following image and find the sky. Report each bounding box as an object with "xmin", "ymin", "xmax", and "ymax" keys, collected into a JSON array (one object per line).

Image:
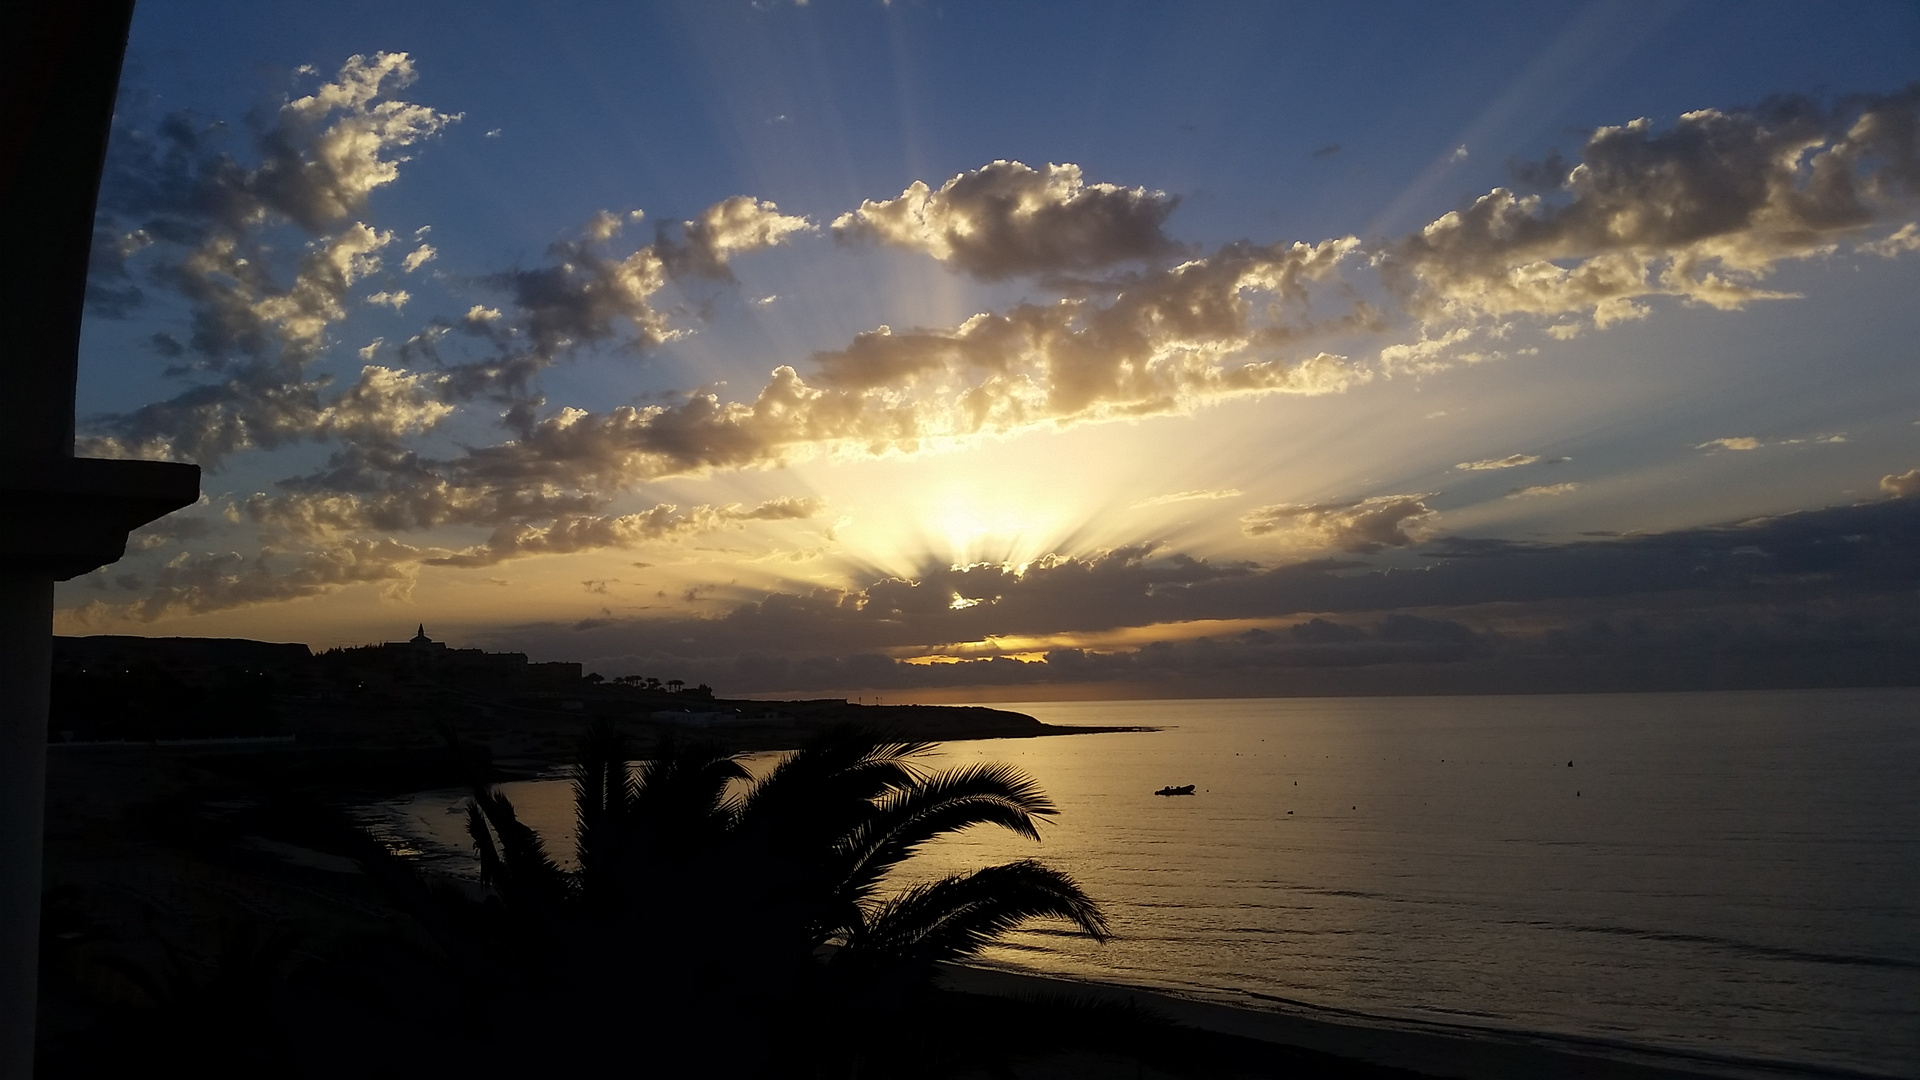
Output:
[{"xmin": 59, "ymin": 0, "xmax": 1920, "ymax": 700}]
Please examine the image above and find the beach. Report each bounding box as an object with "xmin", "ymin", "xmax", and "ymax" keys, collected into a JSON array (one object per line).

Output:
[{"xmin": 936, "ymin": 965, "xmax": 1888, "ymax": 1080}]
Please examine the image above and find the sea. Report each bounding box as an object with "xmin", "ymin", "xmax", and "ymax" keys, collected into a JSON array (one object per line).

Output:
[{"xmin": 362, "ymin": 689, "xmax": 1920, "ymax": 1078}]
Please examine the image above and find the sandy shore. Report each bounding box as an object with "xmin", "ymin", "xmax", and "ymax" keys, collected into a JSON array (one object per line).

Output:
[{"xmin": 937, "ymin": 964, "xmax": 1888, "ymax": 1080}]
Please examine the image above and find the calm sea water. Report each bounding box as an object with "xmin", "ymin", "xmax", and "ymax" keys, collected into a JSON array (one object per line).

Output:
[{"xmin": 367, "ymin": 689, "xmax": 1920, "ymax": 1077}]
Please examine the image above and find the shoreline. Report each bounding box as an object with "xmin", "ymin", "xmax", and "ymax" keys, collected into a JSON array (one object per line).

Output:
[{"xmin": 937, "ymin": 964, "xmax": 1898, "ymax": 1080}]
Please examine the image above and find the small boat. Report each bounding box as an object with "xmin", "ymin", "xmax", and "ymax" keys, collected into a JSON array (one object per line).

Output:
[{"xmin": 1154, "ymin": 784, "xmax": 1196, "ymax": 796}]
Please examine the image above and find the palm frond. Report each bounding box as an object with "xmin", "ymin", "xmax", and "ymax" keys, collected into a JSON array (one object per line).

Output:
[
  {"xmin": 743, "ymin": 726, "xmax": 931, "ymax": 816},
  {"xmin": 850, "ymin": 860, "xmax": 1110, "ymax": 971},
  {"xmin": 572, "ymin": 720, "xmax": 637, "ymax": 899},
  {"xmin": 467, "ymin": 786, "xmax": 572, "ymax": 911},
  {"xmin": 735, "ymin": 727, "xmax": 933, "ymax": 866},
  {"xmin": 629, "ymin": 735, "xmax": 750, "ymax": 853},
  {"xmin": 834, "ymin": 762, "xmax": 1057, "ymax": 903}
]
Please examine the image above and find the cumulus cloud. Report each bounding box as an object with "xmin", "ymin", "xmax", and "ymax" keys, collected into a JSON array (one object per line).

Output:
[
  {"xmin": 807, "ymin": 234, "xmax": 1369, "ymax": 410},
  {"xmin": 658, "ymin": 196, "xmax": 812, "ymax": 281},
  {"xmin": 82, "ymin": 60, "xmax": 811, "ymax": 471},
  {"xmin": 1699, "ymin": 436, "xmax": 1763, "ymax": 451},
  {"xmin": 1882, "ymin": 468, "xmax": 1920, "ymax": 497},
  {"xmin": 418, "ymin": 198, "xmax": 809, "ymax": 406},
  {"xmin": 74, "ymin": 69, "xmax": 1920, "ymax": 633},
  {"xmin": 1457, "ymin": 453, "xmax": 1541, "ymax": 470},
  {"xmin": 330, "ymin": 231, "xmax": 1372, "ymax": 507},
  {"xmin": 1241, "ymin": 494, "xmax": 1437, "ymax": 552},
  {"xmin": 421, "ymin": 342, "xmax": 1361, "ymax": 498},
  {"xmin": 78, "ymin": 364, "xmax": 452, "ymax": 466},
  {"xmin": 91, "ymin": 54, "xmax": 457, "ymax": 345},
  {"xmin": 80, "ymin": 54, "xmax": 459, "ymax": 464},
  {"xmin": 833, "ymin": 161, "xmax": 1179, "ymax": 279},
  {"xmin": 1382, "ymin": 89, "xmax": 1920, "ymax": 332}
]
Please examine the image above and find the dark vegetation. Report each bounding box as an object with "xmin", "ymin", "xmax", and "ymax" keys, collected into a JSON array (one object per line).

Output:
[{"xmin": 38, "ymin": 723, "xmax": 1429, "ymax": 1078}]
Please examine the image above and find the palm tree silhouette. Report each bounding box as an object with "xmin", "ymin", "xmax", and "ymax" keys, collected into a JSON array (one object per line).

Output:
[{"xmin": 449, "ymin": 722, "xmax": 1107, "ymax": 1073}]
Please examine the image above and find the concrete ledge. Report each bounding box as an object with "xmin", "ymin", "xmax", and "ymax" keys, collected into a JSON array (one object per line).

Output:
[{"xmin": 0, "ymin": 457, "xmax": 200, "ymax": 579}]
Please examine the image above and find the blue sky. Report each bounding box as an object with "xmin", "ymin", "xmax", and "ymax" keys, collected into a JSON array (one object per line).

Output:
[{"xmin": 61, "ymin": 0, "xmax": 1920, "ymax": 698}]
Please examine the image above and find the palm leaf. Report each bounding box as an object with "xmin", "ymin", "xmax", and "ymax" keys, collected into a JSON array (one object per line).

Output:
[
  {"xmin": 572, "ymin": 721, "xmax": 637, "ymax": 904},
  {"xmin": 833, "ymin": 762, "xmax": 1057, "ymax": 908},
  {"xmin": 849, "ymin": 859, "xmax": 1110, "ymax": 971},
  {"xmin": 467, "ymin": 786, "xmax": 572, "ymax": 912},
  {"xmin": 738, "ymin": 726, "xmax": 932, "ymax": 841}
]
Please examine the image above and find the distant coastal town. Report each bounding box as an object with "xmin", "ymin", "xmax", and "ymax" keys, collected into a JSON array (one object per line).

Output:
[{"xmin": 49, "ymin": 627, "xmax": 1095, "ymax": 772}]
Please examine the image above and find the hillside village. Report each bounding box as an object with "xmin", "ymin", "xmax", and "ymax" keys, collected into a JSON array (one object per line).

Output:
[{"xmin": 49, "ymin": 626, "xmax": 1078, "ymax": 774}]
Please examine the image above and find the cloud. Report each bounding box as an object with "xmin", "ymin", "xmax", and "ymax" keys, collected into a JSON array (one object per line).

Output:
[
  {"xmin": 806, "ymin": 233, "xmax": 1369, "ymax": 406},
  {"xmin": 83, "ymin": 495, "xmax": 826, "ymax": 618},
  {"xmin": 1375, "ymin": 326, "xmax": 1487, "ymax": 374},
  {"xmin": 833, "ymin": 161, "xmax": 1180, "ymax": 279},
  {"xmin": 1506, "ymin": 482, "xmax": 1580, "ymax": 498},
  {"xmin": 517, "ymin": 496, "xmax": 1920, "ymax": 687},
  {"xmin": 83, "ymin": 59, "xmax": 807, "ymax": 469},
  {"xmin": 92, "ymin": 53, "xmax": 458, "ymax": 331},
  {"xmin": 1131, "ymin": 488, "xmax": 1244, "ymax": 509},
  {"xmin": 657, "ymin": 196, "xmax": 812, "ymax": 281},
  {"xmin": 1381, "ymin": 89, "xmax": 1920, "ymax": 332},
  {"xmin": 240, "ymin": 443, "xmax": 607, "ymax": 536},
  {"xmin": 436, "ymin": 344, "xmax": 1361, "ymax": 495},
  {"xmin": 477, "ymin": 217, "xmax": 677, "ymax": 361},
  {"xmin": 79, "ymin": 54, "xmax": 459, "ymax": 465},
  {"xmin": 125, "ymin": 512, "xmax": 215, "ymax": 552},
  {"xmin": 401, "ymin": 243, "xmax": 437, "ymax": 272},
  {"xmin": 337, "ymin": 232, "xmax": 1371, "ymax": 507},
  {"xmin": 425, "ymin": 496, "xmax": 828, "ymax": 568},
  {"xmin": 1863, "ymin": 222, "xmax": 1920, "ymax": 257},
  {"xmin": 1882, "ymin": 468, "xmax": 1920, "ymax": 497},
  {"xmin": 1241, "ymin": 494, "xmax": 1437, "ymax": 552},
  {"xmin": 78, "ymin": 364, "xmax": 453, "ymax": 467},
  {"xmin": 1699, "ymin": 436, "xmax": 1763, "ymax": 451},
  {"xmin": 69, "ymin": 536, "xmax": 432, "ymax": 622},
  {"xmin": 1456, "ymin": 454, "xmax": 1541, "ymax": 470},
  {"xmin": 421, "ymin": 198, "xmax": 808, "ymax": 406}
]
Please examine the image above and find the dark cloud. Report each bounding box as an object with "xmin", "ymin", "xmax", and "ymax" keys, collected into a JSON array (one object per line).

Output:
[
  {"xmin": 484, "ymin": 494, "xmax": 1920, "ymax": 695},
  {"xmin": 577, "ymin": 600, "xmax": 1919, "ymax": 698},
  {"xmin": 1241, "ymin": 494, "xmax": 1436, "ymax": 552}
]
